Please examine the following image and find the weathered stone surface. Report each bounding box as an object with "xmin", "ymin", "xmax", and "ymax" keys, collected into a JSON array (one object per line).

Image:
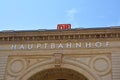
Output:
[{"xmin": 0, "ymin": 27, "xmax": 119, "ymax": 80}]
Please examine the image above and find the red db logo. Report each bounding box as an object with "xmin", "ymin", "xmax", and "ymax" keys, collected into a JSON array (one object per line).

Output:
[{"xmin": 57, "ymin": 24, "xmax": 71, "ymax": 30}]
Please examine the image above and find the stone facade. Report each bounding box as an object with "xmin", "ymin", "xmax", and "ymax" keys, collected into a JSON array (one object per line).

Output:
[{"xmin": 0, "ymin": 27, "xmax": 120, "ymax": 80}]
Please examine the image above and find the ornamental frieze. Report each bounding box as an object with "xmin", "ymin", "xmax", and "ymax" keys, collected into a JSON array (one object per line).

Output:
[{"xmin": 0, "ymin": 33, "xmax": 119, "ymax": 41}]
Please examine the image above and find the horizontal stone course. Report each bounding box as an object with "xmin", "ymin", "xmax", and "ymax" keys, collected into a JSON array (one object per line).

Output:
[
  {"xmin": 112, "ymin": 53, "xmax": 120, "ymax": 80},
  {"xmin": 0, "ymin": 56, "xmax": 8, "ymax": 80}
]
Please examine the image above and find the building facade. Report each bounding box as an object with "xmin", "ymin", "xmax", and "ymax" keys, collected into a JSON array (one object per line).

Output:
[{"xmin": 0, "ymin": 27, "xmax": 120, "ymax": 80}]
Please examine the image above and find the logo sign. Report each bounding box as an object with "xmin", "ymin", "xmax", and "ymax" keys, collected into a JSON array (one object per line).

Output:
[{"xmin": 57, "ymin": 24, "xmax": 71, "ymax": 30}]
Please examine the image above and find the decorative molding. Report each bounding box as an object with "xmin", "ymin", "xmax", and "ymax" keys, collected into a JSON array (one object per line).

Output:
[
  {"xmin": 28, "ymin": 68, "xmax": 87, "ymax": 80},
  {"xmin": 0, "ymin": 33, "xmax": 120, "ymax": 42},
  {"xmin": 7, "ymin": 58, "xmax": 27, "ymax": 76},
  {"xmin": 90, "ymin": 55, "xmax": 111, "ymax": 76},
  {"xmin": 54, "ymin": 53, "xmax": 63, "ymax": 67}
]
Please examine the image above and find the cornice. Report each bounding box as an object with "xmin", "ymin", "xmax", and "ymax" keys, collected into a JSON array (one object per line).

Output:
[{"xmin": 0, "ymin": 29, "xmax": 119, "ymax": 42}]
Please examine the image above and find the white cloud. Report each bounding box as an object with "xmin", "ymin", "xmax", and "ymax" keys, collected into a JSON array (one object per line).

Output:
[
  {"xmin": 66, "ymin": 8, "xmax": 80, "ymax": 28},
  {"xmin": 67, "ymin": 8, "xmax": 78, "ymax": 22}
]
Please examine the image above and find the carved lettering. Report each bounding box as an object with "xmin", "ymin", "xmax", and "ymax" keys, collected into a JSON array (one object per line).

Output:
[
  {"xmin": 10, "ymin": 44, "xmax": 17, "ymax": 50},
  {"xmin": 86, "ymin": 42, "xmax": 91, "ymax": 48},
  {"xmin": 66, "ymin": 43, "xmax": 72, "ymax": 48},
  {"xmin": 106, "ymin": 42, "xmax": 110, "ymax": 47},
  {"xmin": 8, "ymin": 41, "xmax": 111, "ymax": 50},
  {"xmin": 51, "ymin": 43, "xmax": 55, "ymax": 49},
  {"xmin": 95, "ymin": 42, "xmax": 102, "ymax": 48},
  {"xmin": 44, "ymin": 43, "xmax": 47, "ymax": 48},
  {"xmin": 58, "ymin": 43, "xmax": 63, "ymax": 48},
  {"xmin": 19, "ymin": 44, "xmax": 25, "ymax": 50},
  {"xmin": 76, "ymin": 42, "xmax": 82, "ymax": 48},
  {"xmin": 37, "ymin": 44, "xmax": 41, "ymax": 48},
  {"xmin": 28, "ymin": 44, "xmax": 33, "ymax": 49}
]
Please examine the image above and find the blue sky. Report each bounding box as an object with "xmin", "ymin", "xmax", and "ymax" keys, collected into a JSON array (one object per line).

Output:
[{"xmin": 0, "ymin": 0, "xmax": 120, "ymax": 30}]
